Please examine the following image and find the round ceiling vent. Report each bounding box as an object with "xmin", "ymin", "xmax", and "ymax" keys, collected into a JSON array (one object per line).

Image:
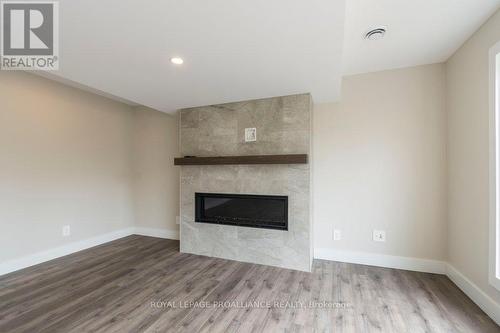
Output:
[{"xmin": 365, "ymin": 27, "xmax": 386, "ymax": 41}]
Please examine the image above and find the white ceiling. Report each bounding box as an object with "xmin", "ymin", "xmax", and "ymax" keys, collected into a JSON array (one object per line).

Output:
[
  {"xmin": 343, "ymin": 0, "xmax": 500, "ymax": 75},
  {"xmin": 45, "ymin": 0, "xmax": 500, "ymax": 112},
  {"xmin": 49, "ymin": 0, "xmax": 345, "ymax": 113}
]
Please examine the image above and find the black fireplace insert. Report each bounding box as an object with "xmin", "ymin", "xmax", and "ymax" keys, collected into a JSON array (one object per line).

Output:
[{"xmin": 195, "ymin": 193, "xmax": 288, "ymax": 230}]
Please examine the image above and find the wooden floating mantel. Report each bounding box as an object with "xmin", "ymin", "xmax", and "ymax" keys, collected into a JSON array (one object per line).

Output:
[{"xmin": 174, "ymin": 154, "xmax": 308, "ymax": 166}]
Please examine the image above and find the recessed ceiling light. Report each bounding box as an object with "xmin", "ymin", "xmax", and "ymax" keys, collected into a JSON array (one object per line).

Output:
[
  {"xmin": 170, "ymin": 57, "xmax": 184, "ymax": 65},
  {"xmin": 364, "ymin": 27, "xmax": 386, "ymax": 41}
]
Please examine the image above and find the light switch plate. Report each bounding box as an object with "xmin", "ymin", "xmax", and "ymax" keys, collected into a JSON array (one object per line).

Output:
[{"xmin": 245, "ymin": 128, "xmax": 257, "ymax": 142}]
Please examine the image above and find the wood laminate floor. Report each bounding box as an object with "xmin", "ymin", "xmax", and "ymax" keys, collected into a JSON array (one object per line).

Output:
[{"xmin": 0, "ymin": 235, "xmax": 498, "ymax": 333}]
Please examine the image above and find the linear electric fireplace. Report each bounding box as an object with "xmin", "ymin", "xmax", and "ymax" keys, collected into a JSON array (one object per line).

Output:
[{"xmin": 195, "ymin": 193, "xmax": 288, "ymax": 230}]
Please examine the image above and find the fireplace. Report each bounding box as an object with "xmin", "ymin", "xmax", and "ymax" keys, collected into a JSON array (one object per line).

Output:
[
  {"xmin": 180, "ymin": 94, "xmax": 311, "ymax": 271},
  {"xmin": 195, "ymin": 193, "xmax": 288, "ymax": 230}
]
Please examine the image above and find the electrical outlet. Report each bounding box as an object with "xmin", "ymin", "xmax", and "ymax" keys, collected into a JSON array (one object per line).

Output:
[
  {"xmin": 333, "ymin": 229, "xmax": 341, "ymax": 241},
  {"xmin": 245, "ymin": 128, "xmax": 257, "ymax": 142},
  {"xmin": 373, "ymin": 230, "xmax": 386, "ymax": 242},
  {"xmin": 62, "ymin": 225, "xmax": 71, "ymax": 237},
  {"xmin": 176, "ymin": 216, "xmax": 180, "ymax": 225}
]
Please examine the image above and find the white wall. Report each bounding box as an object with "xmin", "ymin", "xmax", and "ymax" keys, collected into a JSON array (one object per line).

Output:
[
  {"xmin": 446, "ymin": 9, "xmax": 500, "ymax": 303},
  {"xmin": 313, "ymin": 64, "xmax": 447, "ymax": 261},
  {"xmin": 0, "ymin": 72, "xmax": 180, "ymax": 264},
  {"xmin": 132, "ymin": 106, "xmax": 179, "ymax": 235},
  {"xmin": 0, "ymin": 71, "xmax": 135, "ymax": 262}
]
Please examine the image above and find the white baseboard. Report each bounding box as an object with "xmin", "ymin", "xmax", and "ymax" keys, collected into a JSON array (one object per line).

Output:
[
  {"xmin": 446, "ymin": 264, "xmax": 500, "ymax": 326},
  {"xmin": 0, "ymin": 227, "xmax": 179, "ymax": 276},
  {"xmin": 2, "ymin": 238, "xmax": 498, "ymax": 325},
  {"xmin": 314, "ymin": 248, "xmax": 500, "ymax": 325},
  {"xmin": 0, "ymin": 228, "xmax": 135, "ymax": 276},
  {"xmin": 314, "ymin": 248, "xmax": 447, "ymax": 274},
  {"xmin": 133, "ymin": 227, "xmax": 179, "ymax": 240}
]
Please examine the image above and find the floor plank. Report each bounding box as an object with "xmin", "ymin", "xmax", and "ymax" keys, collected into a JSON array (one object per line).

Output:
[{"xmin": 0, "ymin": 235, "xmax": 498, "ymax": 333}]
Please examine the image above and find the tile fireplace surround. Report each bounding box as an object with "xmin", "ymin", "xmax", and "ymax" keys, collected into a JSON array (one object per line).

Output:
[{"xmin": 179, "ymin": 93, "xmax": 312, "ymax": 272}]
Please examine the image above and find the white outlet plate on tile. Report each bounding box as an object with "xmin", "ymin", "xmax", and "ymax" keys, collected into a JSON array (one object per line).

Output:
[{"xmin": 245, "ymin": 128, "xmax": 257, "ymax": 142}]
